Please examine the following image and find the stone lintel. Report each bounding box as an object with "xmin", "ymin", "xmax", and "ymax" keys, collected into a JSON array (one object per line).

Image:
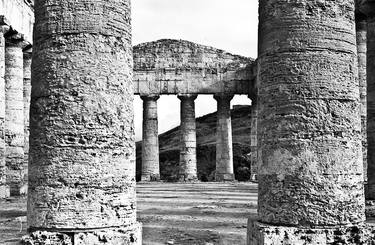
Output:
[
  {"xmin": 22, "ymin": 223, "xmax": 142, "ymax": 245},
  {"xmin": 247, "ymin": 219, "xmax": 375, "ymax": 245}
]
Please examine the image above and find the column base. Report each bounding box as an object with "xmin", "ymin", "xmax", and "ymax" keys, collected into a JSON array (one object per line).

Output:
[
  {"xmin": 250, "ymin": 174, "xmax": 258, "ymax": 182},
  {"xmin": 22, "ymin": 223, "xmax": 142, "ymax": 245},
  {"xmin": 247, "ymin": 219, "xmax": 375, "ymax": 245},
  {"xmin": 215, "ymin": 173, "xmax": 235, "ymax": 182},
  {"xmin": 0, "ymin": 185, "xmax": 10, "ymax": 199},
  {"xmin": 178, "ymin": 174, "xmax": 198, "ymax": 182},
  {"xmin": 141, "ymin": 174, "xmax": 160, "ymax": 182}
]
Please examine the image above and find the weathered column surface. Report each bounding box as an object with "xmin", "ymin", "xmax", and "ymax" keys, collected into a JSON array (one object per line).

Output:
[
  {"xmin": 365, "ymin": 2, "xmax": 375, "ymax": 203},
  {"xmin": 250, "ymin": 100, "xmax": 258, "ymax": 182},
  {"xmin": 141, "ymin": 95, "xmax": 160, "ymax": 181},
  {"xmin": 214, "ymin": 94, "xmax": 234, "ymax": 181},
  {"xmin": 248, "ymin": 0, "xmax": 372, "ymax": 244},
  {"xmin": 0, "ymin": 26, "xmax": 8, "ymax": 198},
  {"xmin": 178, "ymin": 94, "xmax": 198, "ymax": 181},
  {"xmin": 5, "ymin": 34, "xmax": 25, "ymax": 196},
  {"xmin": 357, "ymin": 14, "xmax": 367, "ymax": 182},
  {"xmin": 23, "ymin": 0, "xmax": 141, "ymax": 244},
  {"xmin": 23, "ymin": 48, "xmax": 31, "ymax": 191}
]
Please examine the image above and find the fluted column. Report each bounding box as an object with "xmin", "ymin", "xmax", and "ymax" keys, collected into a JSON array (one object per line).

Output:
[
  {"xmin": 5, "ymin": 34, "xmax": 25, "ymax": 196},
  {"xmin": 249, "ymin": 0, "xmax": 367, "ymax": 244},
  {"xmin": 178, "ymin": 94, "xmax": 198, "ymax": 181},
  {"xmin": 23, "ymin": 0, "xmax": 141, "ymax": 244},
  {"xmin": 0, "ymin": 26, "xmax": 8, "ymax": 198},
  {"xmin": 214, "ymin": 94, "xmax": 234, "ymax": 181},
  {"xmin": 141, "ymin": 95, "xmax": 160, "ymax": 181}
]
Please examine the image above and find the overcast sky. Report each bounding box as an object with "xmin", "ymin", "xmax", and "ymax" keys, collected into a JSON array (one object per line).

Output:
[{"xmin": 131, "ymin": 0, "xmax": 259, "ymax": 140}]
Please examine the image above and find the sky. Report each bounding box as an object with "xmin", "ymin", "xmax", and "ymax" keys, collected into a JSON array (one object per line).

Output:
[{"xmin": 131, "ymin": 0, "xmax": 259, "ymax": 140}]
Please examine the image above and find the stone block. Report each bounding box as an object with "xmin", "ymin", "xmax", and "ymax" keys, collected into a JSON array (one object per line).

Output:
[
  {"xmin": 247, "ymin": 219, "xmax": 375, "ymax": 245},
  {"xmin": 22, "ymin": 223, "xmax": 142, "ymax": 245}
]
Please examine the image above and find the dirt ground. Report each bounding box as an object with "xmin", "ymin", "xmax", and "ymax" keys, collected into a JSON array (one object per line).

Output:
[{"xmin": 0, "ymin": 182, "xmax": 258, "ymax": 245}]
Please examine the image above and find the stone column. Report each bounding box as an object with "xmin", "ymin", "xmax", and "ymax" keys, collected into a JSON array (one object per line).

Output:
[
  {"xmin": 23, "ymin": 48, "xmax": 31, "ymax": 194},
  {"xmin": 214, "ymin": 94, "xmax": 234, "ymax": 181},
  {"xmin": 250, "ymin": 101, "xmax": 258, "ymax": 182},
  {"xmin": 0, "ymin": 26, "xmax": 8, "ymax": 198},
  {"xmin": 141, "ymin": 95, "xmax": 160, "ymax": 181},
  {"xmin": 5, "ymin": 34, "xmax": 25, "ymax": 196},
  {"xmin": 356, "ymin": 13, "xmax": 368, "ymax": 182},
  {"xmin": 24, "ymin": 0, "xmax": 141, "ymax": 244},
  {"xmin": 366, "ymin": 3, "xmax": 375, "ymax": 202},
  {"xmin": 178, "ymin": 94, "xmax": 198, "ymax": 181},
  {"xmin": 249, "ymin": 1, "xmax": 368, "ymax": 244}
]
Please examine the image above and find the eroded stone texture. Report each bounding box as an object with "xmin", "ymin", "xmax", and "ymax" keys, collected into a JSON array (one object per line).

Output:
[
  {"xmin": 26, "ymin": 0, "xmax": 141, "ymax": 243},
  {"xmin": 133, "ymin": 39, "xmax": 255, "ymax": 95},
  {"xmin": 23, "ymin": 225, "xmax": 142, "ymax": 245},
  {"xmin": 22, "ymin": 49, "xmax": 31, "ymax": 194},
  {"xmin": 248, "ymin": 220, "xmax": 375, "ymax": 245},
  {"xmin": 252, "ymin": 0, "xmax": 365, "ymax": 243},
  {"xmin": 214, "ymin": 94, "xmax": 234, "ymax": 181},
  {"xmin": 5, "ymin": 35, "xmax": 25, "ymax": 196},
  {"xmin": 250, "ymin": 101, "xmax": 258, "ymax": 182},
  {"xmin": 178, "ymin": 94, "xmax": 198, "ymax": 181},
  {"xmin": 0, "ymin": 27, "xmax": 8, "ymax": 198},
  {"xmin": 365, "ymin": 2, "xmax": 375, "ymax": 201},
  {"xmin": 356, "ymin": 13, "xmax": 368, "ymax": 181},
  {"xmin": 141, "ymin": 95, "xmax": 160, "ymax": 181}
]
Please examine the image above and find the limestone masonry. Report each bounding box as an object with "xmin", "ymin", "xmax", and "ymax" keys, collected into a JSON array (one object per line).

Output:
[{"xmin": 1, "ymin": 0, "xmax": 375, "ymax": 244}]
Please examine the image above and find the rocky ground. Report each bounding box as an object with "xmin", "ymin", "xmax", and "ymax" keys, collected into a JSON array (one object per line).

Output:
[{"xmin": 0, "ymin": 182, "xmax": 257, "ymax": 245}]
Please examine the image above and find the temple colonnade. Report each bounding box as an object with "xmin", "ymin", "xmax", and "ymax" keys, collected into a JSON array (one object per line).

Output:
[
  {"xmin": 140, "ymin": 92, "xmax": 240, "ymax": 182},
  {"xmin": 0, "ymin": 26, "xmax": 31, "ymax": 198}
]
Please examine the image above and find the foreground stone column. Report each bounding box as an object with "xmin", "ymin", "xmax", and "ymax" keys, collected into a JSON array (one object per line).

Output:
[
  {"xmin": 249, "ymin": 1, "xmax": 369, "ymax": 244},
  {"xmin": 24, "ymin": 0, "xmax": 141, "ymax": 244},
  {"xmin": 0, "ymin": 26, "xmax": 8, "ymax": 198},
  {"xmin": 366, "ymin": 3, "xmax": 375, "ymax": 203},
  {"xmin": 178, "ymin": 94, "xmax": 198, "ymax": 181},
  {"xmin": 141, "ymin": 95, "xmax": 160, "ymax": 181},
  {"xmin": 5, "ymin": 34, "xmax": 25, "ymax": 196},
  {"xmin": 214, "ymin": 94, "xmax": 234, "ymax": 181},
  {"xmin": 23, "ymin": 48, "xmax": 31, "ymax": 189}
]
